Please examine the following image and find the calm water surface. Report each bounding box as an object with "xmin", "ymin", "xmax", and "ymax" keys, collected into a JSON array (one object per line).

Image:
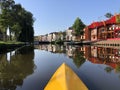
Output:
[{"xmin": 0, "ymin": 45, "xmax": 120, "ymax": 90}]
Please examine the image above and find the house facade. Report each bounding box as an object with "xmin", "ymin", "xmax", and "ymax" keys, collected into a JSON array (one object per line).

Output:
[
  {"xmin": 47, "ymin": 33, "xmax": 53, "ymax": 42},
  {"xmin": 41, "ymin": 35, "xmax": 47, "ymax": 42},
  {"xmin": 52, "ymin": 32, "xmax": 64, "ymax": 41},
  {"xmin": 85, "ymin": 14, "xmax": 120, "ymax": 42},
  {"xmin": 66, "ymin": 28, "xmax": 76, "ymax": 41}
]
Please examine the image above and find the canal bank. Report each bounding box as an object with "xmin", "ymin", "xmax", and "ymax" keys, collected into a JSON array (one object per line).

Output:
[
  {"xmin": 0, "ymin": 41, "xmax": 25, "ymax": 53},
  {"xmin": 92, "ymin": 38, "xmax": 120, "ymax": 46}
]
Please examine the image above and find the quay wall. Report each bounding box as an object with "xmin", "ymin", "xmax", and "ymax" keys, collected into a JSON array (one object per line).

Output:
[{"xmin": 92, "ymin": 39, "xmax": 120, "ymax": 46}]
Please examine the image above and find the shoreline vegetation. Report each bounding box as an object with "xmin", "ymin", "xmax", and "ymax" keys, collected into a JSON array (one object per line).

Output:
[
  {"xmin": 0, "ymin": 41, "xmax": 25, "ymax": 54},
  {"xmin": 0, "ymin": 0, "xmax": 34, "ymax": 54}
]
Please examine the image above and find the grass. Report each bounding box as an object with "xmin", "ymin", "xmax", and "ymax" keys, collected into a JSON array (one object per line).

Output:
[
  {"xmin": 0, "ymin": 41, "xmax": 24, "ymax": 45},
  {"xmin": 0, "ymin": 41, "xmax": 25, "ymax": 54}
]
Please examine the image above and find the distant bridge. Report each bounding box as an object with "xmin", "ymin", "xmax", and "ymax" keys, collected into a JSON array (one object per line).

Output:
[{"xmin": 34, "ymin": 41, "xmax": 50, "ymax": 44}]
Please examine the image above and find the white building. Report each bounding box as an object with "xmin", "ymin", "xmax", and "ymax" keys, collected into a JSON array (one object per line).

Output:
[
  {"xmin": 47, "ymin": 33, "xmax": 53, "ymax": 42},
  {"xmin": 66, "ymin": 28, "xmax": 76, "ymax": 41},
  {"xmin": 41, "ymin": 35, "xmax": 47, "ymax": 41}
]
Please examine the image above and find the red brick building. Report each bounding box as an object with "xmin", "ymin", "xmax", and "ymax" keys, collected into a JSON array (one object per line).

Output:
[{"xmin": 84, "ymin": 14, "xmax": 120, "ymax": 42}]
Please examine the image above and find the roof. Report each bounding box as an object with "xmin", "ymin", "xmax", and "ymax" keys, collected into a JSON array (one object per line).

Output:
[{"xmin": 87, "ymin": 14, "xmax": 120, "ymax": 29}]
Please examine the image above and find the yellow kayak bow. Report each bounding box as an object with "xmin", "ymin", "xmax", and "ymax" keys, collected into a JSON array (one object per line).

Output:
[{"xmin": 44, "ymin": 63, "xmax": 88, "ymax": 90}]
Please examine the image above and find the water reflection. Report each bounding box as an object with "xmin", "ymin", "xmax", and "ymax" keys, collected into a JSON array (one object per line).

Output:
[
  {"xmin": 35, "ymin": 45, "xmax": 120, "ymax": 89},
  {"xmin": 35, "ymin": 45, "xmax": 120, "ymax": 74},
  {"xmin": 0, "ymin": 46, "xmax": 35, "ymax": 90},
  {"xmin": 1, "ymin": 45, "xmax": 120, "ymax": 90},
  {"xmin": 35, "ymin": 45, "xmax": 86, "ymax": 68},
  {"xmin": 87, "ymin": 46, "xmax": 120, "ymax": 72}
]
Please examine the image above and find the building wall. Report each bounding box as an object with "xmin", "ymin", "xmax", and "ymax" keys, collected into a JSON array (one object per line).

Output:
[
  {"xmin": 65, "ymin": 29, "xmax": 77, "ymax": 41},
  {"xmin": 47, "ymin": 34, "xmax": 52, "ymax": 42},
  {"xmin": 91, "ymin": 28, "xmax": 97, "ymax": 41},
  {"xmin": 85, "ymin": 28, "xmax": 91, "ymax": 41},
  {"xmin": 41, "ymin": 35, "xmax": 47, "ymax": 41},
  {"xmin": 52, "ymin": 33, "xmax": 58, "ymax": 41},
  {"xmin": 66, "ymin": 29, "xmax": 73, "ymax": 41}
]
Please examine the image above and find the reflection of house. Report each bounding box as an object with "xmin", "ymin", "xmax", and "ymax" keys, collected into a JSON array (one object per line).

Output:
[
  {"xmin": 88, "ymin": 57, "xmax": 118, "ymax": 69},
  {"xmin": 97, "ymin": 47, "xmax": 120, "ymax": 63},
  {"xmin": 91, "ymin": 46, "xmax": 97, "ymax": 57},
  {"xmin": 40, "ymin": 45, "xmax": 48, "ymax": 50},
  {"xmin": 66, "ymin": 46, "xmax": 75, "ymax": 57},
  {"xmin": 47, "ymin": 44, "xmax": 53, "ymax": 52},
  {"xmin": 84, "ymin": 46, "xmax": 91, "ymax": 59},
  {"xmin": 83, "ymin": 46, "xmax": 120, "ymax": 69},
  {"xmin": 86, "ymin": 46, "xmax": 120, "ymax": 68}
]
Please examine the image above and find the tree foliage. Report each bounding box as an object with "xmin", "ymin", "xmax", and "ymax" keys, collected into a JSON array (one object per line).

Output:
[
  {"xmin": 105, "ymin": 12, "xmax": 113, "ymax": 18},
  {"xmin": 72, "ymin": 49, "xmax": 85, "ymax": 68},
  {"xmin": 72, "ymin": 17, "xmax": 86, "ymax": 36},
  {"xmin": 0, "ymin": 0, "xmax": 34, "ymax": 42}
]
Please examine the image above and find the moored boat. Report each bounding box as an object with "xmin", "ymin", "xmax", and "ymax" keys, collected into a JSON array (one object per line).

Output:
[{"xmin": 44, "ymin": 63, "xmax": 88, "ymax": 90}]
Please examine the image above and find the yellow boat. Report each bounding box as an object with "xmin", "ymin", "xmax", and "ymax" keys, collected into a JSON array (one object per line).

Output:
[{"xmin": 44, "ymin": 63, "xmax": 88, "ymax": 90}]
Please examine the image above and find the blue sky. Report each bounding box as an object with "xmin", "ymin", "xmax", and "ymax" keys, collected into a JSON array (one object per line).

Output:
[{"xmin": 14, "ymin": 0, "xmax": 120, "ymax": 36}]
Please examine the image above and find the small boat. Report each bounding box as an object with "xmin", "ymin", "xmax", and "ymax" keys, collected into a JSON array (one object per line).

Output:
[{"xmin": 44, "ymin": 63, "xmax": 88, "ymax": 90}]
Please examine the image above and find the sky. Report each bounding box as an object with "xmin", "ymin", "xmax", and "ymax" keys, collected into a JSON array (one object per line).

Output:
[{"xmin": 14, "ymin": 0, "xmax": 120, "ymax": 36}]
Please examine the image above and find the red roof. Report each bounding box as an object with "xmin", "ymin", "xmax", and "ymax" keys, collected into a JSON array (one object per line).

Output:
[
  {"xmin": 105, "ymin": 16, "xmax": 116, "ymax": 25},
  {"xmin": 87, "ymin": 14, "xmax": 120, "ymax": 29},
  {"xmin": 88, "ymin": 21, "xmax": 105, "ymax": 29}
]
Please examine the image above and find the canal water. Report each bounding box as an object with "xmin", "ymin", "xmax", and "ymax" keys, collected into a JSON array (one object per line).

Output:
[{"xmin": 0, "ymin": 45, "xmax": 120, "ymax": 90}]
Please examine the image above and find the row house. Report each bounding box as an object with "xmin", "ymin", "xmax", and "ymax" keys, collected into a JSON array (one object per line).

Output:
[
  {"xmin": 47, "ymin": 33, "xmax": 53, "ymax": 42},
  {"xmin": 85, "ymin": 14, "xmax": 120, "ymax": 42},
  {"xmin": 47, "ymin": 32, "xmax": 64, "ymax": 42},
  {"xmin": 81, "ymin": 28, "xmax": 86, "ymax": 41},
  {"xmin": 66, "ymin": 27, "xmax": 76, "ymax": 41},
  {"xmin": 36, "ymin": 32, "xmax": 64, "ymax": 42},
  {"xmin": 66, "ymin": 27, "xmax": 85, "ymax": 42},
  {"xmin": 52, "ymin": 32, "xmax": 60, "ymax": 41},
  {"xmin": 40, "ymin": 35, "xmax": 48, "ymax": 42}
]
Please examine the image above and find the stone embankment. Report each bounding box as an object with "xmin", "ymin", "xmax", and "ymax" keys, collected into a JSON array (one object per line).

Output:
[{"xmin": 93, "ymin": 39, "xmax": 120, "ymax": 47}]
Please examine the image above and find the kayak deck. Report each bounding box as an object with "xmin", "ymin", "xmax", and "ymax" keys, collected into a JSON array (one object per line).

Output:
[{"xmin": 44, "ymin": 63, "xmax": 88, "ymax": 90}]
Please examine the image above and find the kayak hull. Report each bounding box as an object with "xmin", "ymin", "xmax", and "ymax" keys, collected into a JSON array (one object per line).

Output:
[{"xmin": 44, "ymin": 63, "xmax": 88, "ymax": 90}]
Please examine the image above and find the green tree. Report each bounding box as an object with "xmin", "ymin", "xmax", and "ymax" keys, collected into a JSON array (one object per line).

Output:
[
  {"xmin": 72, "ymin": 17, "xmax": 86, "ymax": 36},
  {"xmin": 104, "ymin": 66, "xmax": 113, "ymax": 73},
  {"xmin": 0, "ymin": 0, "xmax": 15, "ymax": 41},
  {"xmin": 0, "ymin": 0, "xmax": 34, "ymax": 42},
  {"xmin": 116, "ymin": 14, "xmax": 120, "ymax": 23},
  {"xmin": 18, "ymin": 10, "xmax": 34, "ymax": 42},
  {"xmin": 105, "ymin": 12, "xmax": 113, "ymax": 18},
  {"xmin": 0, "ymin": 46, "xmax": 35, "ymax": 89},
  {"xmin": 72, "ymin": 49, "xmax": 86, "ymax": 68}
]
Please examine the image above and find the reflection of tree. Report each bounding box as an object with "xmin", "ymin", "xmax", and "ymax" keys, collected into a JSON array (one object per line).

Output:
[
  {"xmin": 115, "ymin": 65, "xmax": 120, "ymax": 73},
  {"xmin": 0, "ymin": 46, "xmax": 35, "ymax": 90},
  {"xmin": 104, "ymin": 66, "xmax": 113, "ymax": 73},
  {"xmin": 72, "ymin": 49, "xmax": 86, "ymax": 68}
]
